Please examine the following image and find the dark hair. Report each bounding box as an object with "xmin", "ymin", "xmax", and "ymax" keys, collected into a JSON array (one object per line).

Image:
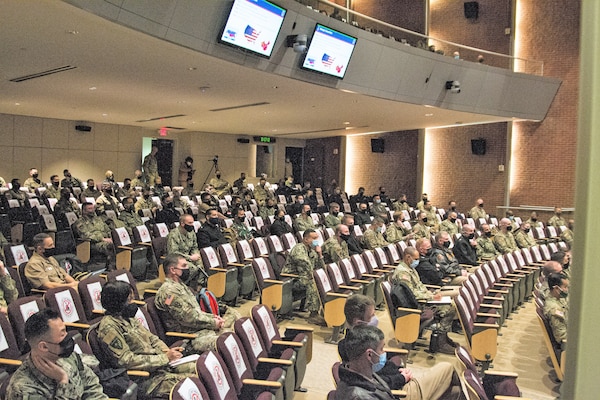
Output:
[
  {"xmin": 101, "ymin": 281, "xmax": 133, "ymax": 315},
  {"xmin": 547, "ymin": 272, "xmax": 566, "ymax": 289},
  {"xmin": 185, "ymin": 156, "xmax": 193, "ymax": 163},
  {"xmin": 163, "ymin": 253, "xmax": 183, "ymax": 276},
  {"xmin": 550, "ymin": 251, "xmax": 566, "ymax": 263},
  {"xmin": 338, "ymin": 324, "xmax": 383, "ymax": 362},
  {"xmin": 24, "ymin": 309, "xmax": 60, "ymax": 343},
  {"xmin": 32, "ymin": 232, "xmax": 50, "ymax": 249},
  {"xmin": 10, "ymin": 178, "xmax": 19, "ymax": 186},
  {"xmin": 344, "ymin": 294, "xmax": 375, "ymax": 327},
  {"xmin": 63, "ymin": 169, "xmax": 69, "ymax": 174},
  {"xmin": 302, "ymin": 229, "xmax": 316, "ymax": 239},
  {"xmin": 50, "ymin": 174, "xmax": 58, "ymax": 181}
]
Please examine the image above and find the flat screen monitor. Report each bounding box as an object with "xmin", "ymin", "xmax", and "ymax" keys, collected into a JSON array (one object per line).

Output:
[
  {"xmin": 219, "ymin": 0, "xmax": 287, "ymax": 58},
  {"xmin": 301, "ymin": 24, "xmax": 357, "ymax": 78}
]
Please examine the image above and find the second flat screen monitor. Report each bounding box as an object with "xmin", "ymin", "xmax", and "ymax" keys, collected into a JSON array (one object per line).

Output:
[{"xmin": 302, "ymin": 24, "xmax": 357, "ymax": 79}]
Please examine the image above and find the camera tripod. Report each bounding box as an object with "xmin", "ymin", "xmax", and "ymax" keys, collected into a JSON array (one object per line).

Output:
[{"xmin": 202, "ymin": 155, "xmax": 219, "ymax": 188}]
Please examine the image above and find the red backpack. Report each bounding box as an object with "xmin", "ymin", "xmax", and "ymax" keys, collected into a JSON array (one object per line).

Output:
[{"xmin": 197, "ymin": 288, "xmax": 220, "ymax": 316}]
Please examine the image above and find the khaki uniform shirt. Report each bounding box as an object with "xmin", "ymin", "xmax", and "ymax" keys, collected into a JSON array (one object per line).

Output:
[
  {"xmin": 469, "ymin": 206, "xmax": 487, "ymax": 220},
  {"xmin": 544, "ymin": 296, "xmax": 568, "ymax": 342},
  {"xmin": 23, "ymin": 177, "xmax": 42, "ymax": 192},
  {"xmin": 392, "ymin": 201, "xmax": 410, "ymax": 212},
  {"xmin": 439, "ymin": 219, "xmax": 459, "ymax": 236},
  {"xmin": 363, "ymin": 229, "xmax": 389, "ymax": 250},
  {"xmin": 24, "ymin": 252, "xmax": 69, "ymax": 289},
  {"xmin": 82, "ymin": 187, "xmax": 101, "ymax": 199},
  {"xmin": 134, "ymin": 197, "xmax": 158, "ymax": 213},
  {"xmin": 209, "ymin": 177, "xmax": 230, "ymax": 197},
  {"xmin": 513, "ymin": 229, "xmax": 536, "ymax": 248},
  {"xmin": 476, "ymin": 236, "xmax": 499, "ymax": 259},
  {"xmin": 45, "ymin": 185, "xmax": 61, "ymax": 199},
  {"xmin": 493, "ymin": 231, "xmax": 518, "ymax": 254},
  {"xmin": 385, "ymin": 223, "xmax": 411, "ymax": 243}
]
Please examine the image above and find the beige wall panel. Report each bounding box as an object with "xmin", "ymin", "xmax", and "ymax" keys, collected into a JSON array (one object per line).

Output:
[
  {"xmin": 14, "ymin": 115, "xmax": 42, "ymax": 147},
  {"xmin": 94, "ymin": 123, "xmax": 120, "ymax": 152},
  {"xmin": 0, "ymin": 114, "xmax": 14, "ymax": 147},
  {"xmin": 13, "ymin": 147, "xmax": 42, "ymax": 182},
  {"xmin": 42, "ymin": 118, "xmax": 69, "ymax": 149}
]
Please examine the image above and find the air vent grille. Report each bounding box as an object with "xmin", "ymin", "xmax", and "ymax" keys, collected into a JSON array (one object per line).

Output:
[{"xmin": 9, "ymin": 65, "xmax": 77, "ymax": 82}]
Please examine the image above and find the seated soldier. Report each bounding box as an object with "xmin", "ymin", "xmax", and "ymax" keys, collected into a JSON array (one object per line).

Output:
[
  {"xmin": 354, "ymin": 201, "xmax": 372, "ymax": 228},
  {"xmin": 543, "ymin": 273, "xmax": 569, "ymax": 343},
  {"xmin": 513, "ymin": 222, "xmax": 537, "ymax": 249},
  {"xmin": 196, "ymin": 208, "xmax": 228, "ymax": 249},
  {"xmin": 322, "ymin": 224, "xmax": 350, "ymax": 264},
  {"xmin": 439, "ymin": 211, "xmax": 459, "ymax": 236},
  {"xmin": 343, "ymin": 295, "xmax": 461, "ymax": 396},
  {"xmin": 324, "ymin": 202, "xmax": 342, "ymax": 228},
  {"xmin": 293, "ymin": 204, "xmax": 316, "ymax": 232},
  {"xmin": 476, "ymin": 224, "xmax": 500, "ymax": 260},
  {"xmin": 270, "ymin": 209, "xmax": 293, "ymax": 237},
  {"xmin": 25, "ymin": 233, "xmax": 79, "ymax": 290},
  {"xmin": 98, "ymin": 281, "xmax": 195, "ymax": 399},
  {"xmin": 0, "ymin": 258, "xmax": 17, "ymax": 314},
  {"xmin": 412, "ymin": 212, "xmax": 432, "ymax": 240},
  {"xmin": 118, "ymin": 196, "xmax": 144, "ymax": 236},
  {"xmin": 72, "ymin": 202, "xmax": 116, "ymax": 270},
  {"xmin": 362, "ymin": 217, "xmax": 389, "ymax": 250},
  {"xmin": 155, "ymin": 195, "xmax": 181, "ymax": 225},
  {"xmin": 82, "ymin": 178, "xmax": 101, "ymax": 199},
  {"xmin": 385, "ymin": 212, "xmax": 414, "ymax": 243},
  {"xmin": 230, "ymin": 207, "xmax": 254, "ymax": 243},
  {"xmin": 155, "ymin": 254, "xmax": 240, "ymax": 352},
  {"xmin": 430, "ymin": 232, "xmax": 468, "ymax": 286},
  {"xmin": 7, "ymin": 178, "xmax": 27, "ymax": 206},
  {"xmin": 167, "ymin": 214, "xmax": 205, "ymax": 288},
  {"xmin": 452, "ymin": 224, "xmax": 479, "ymax": 266},
  {"xmin": 258, "ymin": 197, "xmax": 277, "ymax": 220}
]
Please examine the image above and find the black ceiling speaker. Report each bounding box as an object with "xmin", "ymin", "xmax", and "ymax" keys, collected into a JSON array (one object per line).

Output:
[
  {"xmin": 464, "ymin": 1, "xmax": 479, "ymax": 19},
  {"xmin": 75, "ymin": 125, "xmax": 92, "ymax": 132},
  {"xmin": 237, "ymin": 138, "xmax": 250, "ymax": 143},
  {"xmin": 371, "ymin": 138, "xmax": 385, "ymax": 153},
  {"xmin": 471, "ymin": 138, "xmax": 486, "ymax": 155}
]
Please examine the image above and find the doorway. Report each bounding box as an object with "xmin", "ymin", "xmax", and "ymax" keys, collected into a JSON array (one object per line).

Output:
[
  {"xmin": 142, "ymin": 138, "xmax": 174, "ymax": 187},
  {"xmin": 285, "ymin": 147, "xmax": 304, "ymax": 185}
]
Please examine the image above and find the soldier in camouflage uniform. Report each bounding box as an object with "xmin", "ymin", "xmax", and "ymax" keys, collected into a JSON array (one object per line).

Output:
[
  {"xmin": 253, "ymin": 177, "xmax": 274, "ymax": 206},
  {"xmin": 548, "ymin": 207, "xmax": 566, "ymax": 229},
  {"xmin": 439, "ymin": 211, "xmax": 459, "ymax": 236},
  {"xmin": 167, "ymin": 214, "xmax": 205, "ymax": 288},
  {"xmin": 155, "ymin": 254, "xmax": 240, "ymax": 352},
  {"xmin": 95, "ymin": 184, "xmax": 121, "ymax": 216},
  {"xmin": 209, "ymin": 170, "xmax": 231, "ymax": 198},
  {"xmin": 422, "ymin": 201, "xmax": 439, "ymax": 232},
  {"xmin": 390, "ymin": 246, "xmax": 457, "ymax": 353},
  {"xmin": 430, "ymin": 231, "xmax": 468, "ymax": 286},
  {"xmin": 493, "ymin": 218, "xmax": 518, "ymax": 254},
  {"xmin": 6, "ymin": 309, "xmax": 108, "ymax": 400},
  {"xmin": 370, "ymin": 195, "xmax": 388, "ymax": 222},
  {"xmin": 476, "ymin": 224, "xmax": 500, "ymax": 260},
  {"xmin": 322, "ymin": 224, "xmax": 350, "ymax": 264},
  {"xmin": 0, "ymin": 259, "xmax": 17, "ymax": 314},
  {"xmin": 230, "ymin": 208, "xmax": 254, "ymax": 243},
  {"xmin": 392, "ymin": 194, "xmax": 410, "ymax": 212},
  {"xmin": 258, "ymin": 197, "xmax": 277, "ymax": 220},
  {"xmin": 54, "ymin": 188, "xmax": 81, "ymax": 229},
  {"xmin": 98, "ymin": 281, "xmax": 195, "ymax": 399},
  {"xmin": 362, "ymin": 217, "xmax": 389, "ymax": 250},
  {"xmin": 82, "ymin": 179, "xmax": 101, "ymax": 199},
  {"xmin": 130, "ymin": 169, "xmax": 145, "ymax": 189},
  {"xmin": 282, "ymin": 229, "xmax": 326, "ymax": 325},
  {"xmin": 513, "ymin": 223, "xmax": 537, "ymax": 248},
  {"xmin": 561, "ymin": 219, "xmax": 574, "ymax": 249},
  {"xmin": 134, "ymin": 188, "xmax": 159, "ymax": 215},
  {"xmin": 412, "ymin": 212, "xmax": 432, "ymax": 240},
  {"xmin": 293, "ymin": 204, "xmax": 316, "ymax": 232},
  {"xmin": 73, "ymin": 202, "xmax": 116, "ymax": 270},
  {"xmin": 469, "ymin": 198, "xmax": 487, "ymax": 220},
  {"xmin": 543, "ymin": 273, "xmax": 569, "ymax": 343},
  {"xmin": 324, "ymin": 202, "xmax": 342, "ymax": 229},
  {"xmin": 44, "ymin": 174, "xmax": 61, "ymax": 199},
  {"xmin": 386, "ymin": 212, "xmax": 414, "ymax": 243},
  {"xmin": 142, "ymin": 145, "xmax": 160, "ymax": 185},
  {"xmin": 23, "ymin": 168, "xmax": 42, "ymax": 192},
  {"xmin": 118, "ymin": 197, "xmax": 144, "ymax": 236}
]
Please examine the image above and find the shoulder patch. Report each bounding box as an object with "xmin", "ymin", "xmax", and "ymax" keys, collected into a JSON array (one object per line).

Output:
[
  {"xmin": 110, "ymin": 337, "xmax": 123, "ymax": 350},
  {"xmin": 553, "ymin": 310, "xmax": 565, "ymax": 319}
]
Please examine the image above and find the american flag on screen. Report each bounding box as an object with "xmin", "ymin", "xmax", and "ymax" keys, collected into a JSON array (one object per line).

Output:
[
  {"xmin": 226, "ymin": 30, "xmax": 236, "ymax": 39},
  {"xmin": 244, "ymin": 25, "xmax": 259, "ymax": 42},
  {"xmin": 321, "ymin": 53, "xmax": 335, "ymax": 67}
]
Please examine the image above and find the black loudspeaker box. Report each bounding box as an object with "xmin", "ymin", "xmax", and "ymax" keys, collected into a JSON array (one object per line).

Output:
[
  {"xmin": 464, "ymin": 1, "xmax": 479, "ymax": 19},
  {"xmin": 237, "ymin": 138, "xmax": 250, "ymax": 143},
  {"xmin": 371, "ymin": 138, "xmax": 385, "ymax": 153},
  {"xmin": 471, "ymin": 139, "xmax": 486, "ymax": 155}
]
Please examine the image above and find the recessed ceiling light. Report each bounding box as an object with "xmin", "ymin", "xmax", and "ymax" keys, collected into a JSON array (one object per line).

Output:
[
  {"xmin": 14, "ymin": 102, "xmax": 20, "ymax": 106},
  {"xmin": 188, "ymin": 67, "xmax": 197, "ymax": 71},
  {"xmin": 272, "ymin": 129, "xmax": 278, "ymax": 132},
  {"xmin": 272, "ymin": 86, "xmax": 279, "ymax": 89},
  {"xmin": 66, "ymin": 30, "xmax": 79, "ymax": 35},
  {"xmin": 89, "ymin": 87, "xmax": 97, "ymax": 91},
  {"xmin": 424, "ymin": 105, "xmax": 434, "ymax": 108},
  {"xmin": 102, "ymin": 113, "xmax": 108, "ymax": 117},
  {"xmin": 425, "ymin": 113, "xmax": 433, "ymax": 117},
  {"xmin": 343, "ymin": 121, "xmax": 350, "ymax": 125}
]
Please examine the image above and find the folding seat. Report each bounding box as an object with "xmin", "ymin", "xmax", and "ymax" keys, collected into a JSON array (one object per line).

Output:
[
  {"xmin": 381, "ymin": 280, "xmax": 429, "ymax": 350},
  {"xmin": 216, "ymin": 332, "xmax": 286, "ymax": 400},
  {"xmin": 170, "ymin": 376, "xmax": 211, "ymax": 400},
  {"xmin": 251, "ymin": 257, "xmax": 294, "ymax": 317},
  {"xmin": 323, "ymin": 227, "xmax": 335, "ymax": 240},
  {"xmin": 77, "ymin": 275, "xmax": 107, "ymax": 323},
  {"xmin": 396, "ymin": 240, "xmax": 408, "ymax": 258},
  {"xmin": 43, "ymin": 287, "xmax": 92, "ymax": 331},
  {"xmin": 348, "ymin": 255, "xmax": 385, "ymax": 306},
  {"xmin": 488, "ymin": 260, "xmax": 521, "ymax": 311},
  {"xmin": 234, "ymin": 317, "xmax": 297, "ymax": 395},
  {"xmin": 454, "ymin": 294, "xmax": 499, "ymax": 371},
  {"xmin": 326, "ymin": 262, "xmax": 363, "ymax": 294},
  {"xmin": 104, "ymin": 269, "xmax": 145, "ymax": 304},
  {"xmin": 280, "ymin": 233, "xmax": 297, "ymax": 252},
  {"xmin": 535, "ymin": 304, "xmax": 565, "ymax": 382},
  {"xmin": 477, "ymin": 265, "xmax": 513, "ymax": 317},
  {"xmin": 7, "ymin": 296, "xmax": 46, "ymax": 353},
  {"xmin": 361, "ymin": 249, "xmax": 394, "ymax": 275},
  {"xmin": 458, "ymin": 285, "xmax": 501, "ymax": 326},
  {"xmin": 469, "ymin": 271, "xmax": 508, "ymax": 322},
  {"xmin": 111, "ymin": 227, "xmax": 151, "ymax": 281},
  {"xmin": 4, "ymin": 244, "xmax": 39, "ymax": 297},
  {"xmin": 218, "ymin": 242, "xmax": 255, "ymax": 299},
  {"xmin": 237, "ymin": 239, "xmax": 256, "ymax": 262},
  {"xmin": 384, "ymin": 243, "xmax": 402, "ymax": 265},
  {"xmin": 0, "ymin": 311, "xmax": 25, "ymax": 371},
  {"xmin": 496, "ymin": 257, "xmax": 529, "ymax": 307},
  {"xmin": 143, "ymin": 296, "xmax": 197, "ymax": 347},
  {"xmin": 252, "ymin": 237, "xmax": 270, "ymax": 258},
  {"xmin": 312, "ymin": 268, "xmax": 349, "ymax": 343},
  {"xmin": 373, "ymin": 247, "xmax": 398, "ymax": 271},
  {"xmin": 339, "ymin": 258, "xmax": 376, "ymax": 302},
  {"xmin": 250, "ymin": 304, "xmax": 313, "ymax": 391},
  {"xmin": 199, "ymin": 246, "xmax": 239, "ymax": 305},
  {"xmin": 503, "ymin": 253, "xmax": 535, "ymax": 302},
  {"xmin": 463, "ymin": 368, "xmax": 525, "ymax": 400},
  {"xmin": 252, "ymin": 216, "xmax": 270, "ymax": 237}
]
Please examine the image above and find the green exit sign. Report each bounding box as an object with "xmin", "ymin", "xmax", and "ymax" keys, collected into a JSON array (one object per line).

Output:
[{"xmin": 253, "ymin": 136, "xmax": 276, "ymax": 143}]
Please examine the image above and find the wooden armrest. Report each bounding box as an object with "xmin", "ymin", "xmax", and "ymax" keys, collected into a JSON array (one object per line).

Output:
[
  {"xmin": 144, "ymin": 289, "xmax": 158, "ymax": 295},
  {"xmin": 494, "ymin": 282, "xmax": 513, "ymax": 287},
  {"xmin": 117, "ymin": 246, "xmax": 134, "ymax": 251},
  {"xmin": 166, "ymin": 332, "xmax": 197, "ymax": 339},
  {"xmin": 0, "ymin": 358, "xmax": 22, "ymax": 366},
  {"xmin": 242, "ymin": 378, "xmax": 282, "ymax": 388},
  {"xmin": 520, "ymin": 266, "xmax": 539, "ymax": 270},
  {"xmin": 350, "ymin": 279, "xmax": 370, "ymax": 284},
  {"xmin": 484, "ymin": 370, "xmax": 519, "ymax": 378},
  {"xmin": 479, "ymin": 303, "xmax": 503, "ymax": 309},
  {"xmin": 257, "ymin": 357, "xmax": 293, "ymax": 366},
  {"xmin": 473, "ymin": 322, "xmax": 500, "ymax": 329},
  {"xmin": 328, "ymin": 292, "xmax": 350, "ymax": 298},
  {"xmin": 132, "ymin": 300, "xmax": 145, "ymax": 305},
  {"xmin": 209, "ymin": 267, "xmax": 228, "ymax": 272},
  {"xmin": 384, "ymin": 348, "xmax": 409, "ymax": 355},
  {"xmin": 396, "ymin": 307, "xmax": 421, "ymax": 314},
  {"xmin": 391, "ymin": 389, "xmax": 408, "ymax": 398},
  {"xmin": 483, "ymin": 295, "xmax": 504, "ymax": 301},
  {"xmin": 425, "ymin": 285, "xmax": 441, "ymax": 290},
  {"xmin": 137, "ymin": 242, "xmax": 153, "ymax": 247},
  {"xmin": 362, "ymin": 273, "xmax": 380, "ymax": 278},
  {"xmin": 77, "ymin": 238, "xmax": 92, "ymax": 243},
  {"xmin": 92, "ymin": 309, "xmax": 106, "ymax": 315},
  {"xmin": 244, "ymin": 258, "xmax": 254, "ymax": 262},
  {"xmin": 64, "ymin": 322, "xmax": 90, "ymax": 329},
  {"xmin": 31, "ymin": 288, "xmax": 46, "ymax": 294},
  {"xmin": 373, "ymin": 268, "xmax": 389, "ymax": 273},
  {"xmin": 228, "ymin": 262, "xmax": 246, "ymax": 267},
  {"xmin": 488, "ymin": 289, "xmax": 509, "ymax": 294},
  {"xmin": 263, "ymin": 279, "xmax": 284, "ymax": 285},
  {"xmin": 500, "ymin": 277, "xmax": 520, "ymax": 282},
  {"xmin": 285, "ymin": 325, "xmax": 314, "ymax": 332},
  {"xmin": 272, "ymin": 339, "xmax": 303, "ymax": 347},
  {"xmin": 126, "ymin": 370, "xmax": 150, "ymax": 377},
  {"xmin": 280, "ymin": 273, "xmax": 299, "ymax": 278},
  {"xmin": 477, "ymin": 312, "xmax": 501, "ymax": 318},
  {"xmin": 339, "ymin": 285, "xmax": 362, "ymax": 291}
]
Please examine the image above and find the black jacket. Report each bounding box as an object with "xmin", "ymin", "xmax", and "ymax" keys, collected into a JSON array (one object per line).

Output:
[
  {"xmin": 416, "ymin": 256, "xmax": 444, "ymax": 286},
  {"xmin": 197, "ymin": 222, "xmax": 227, "ymax": 249},
  {"xmin": 336, "ymin": 364, "xmax": 395, "ymax": 400},
  {"xmin": 270, "ymin": 219, "xmax": 293, "ymax": 237},
  {"xmin": 453, "ymin": 235, "xmax": 478, "ymax": 265}
]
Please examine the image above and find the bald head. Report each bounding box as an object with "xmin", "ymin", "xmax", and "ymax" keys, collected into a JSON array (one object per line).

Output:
[{"xmin": 542, "ymin": 261, "xmax": 562, "ymax": 277}]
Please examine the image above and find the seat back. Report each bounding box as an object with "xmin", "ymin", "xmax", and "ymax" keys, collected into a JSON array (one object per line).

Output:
[
  {"xmin": 195, "ymin": 351, "xmax": 237, "ymax": 400},
  {"xmin": 105, "ymin": 270, "xmax": 141, "ymax": 300},
  {"xmin": 251, "ymin": 237, "xmax": 270, "ymax": 257},
  {"xmin": 170, "ymin": 377, "xmax": 211, "ymax": 400},
  {"xmin": 327, "ymin": 262, "xmax": 348, "ymax": 291},
  {"xmin": 339, "ymin": 258, "xmax": 358, "ymax": 281},
  {"xmin": 236, "ymin": 239, "xmax": 255, "ymax": 261},
  {"xmin": 216, "ymin": 332, "xmax": 254, "ymax": 394},
  {"xmin": 281, "ymin": 233, "xmax": 297, "ymax": 252},
  {"xmin": 40, "ymin": 214, "xmax": 57, "ymax": 232},
  {"xmin": 0, "ymin": 311, "xmax": 22, "ymax": 363},
  {"xmin": 200, "ymin": 246, "xmax": 223, "ymax": 269},
  {"xmin": 267, "ymin": 235, "xmax": 284, "ymax": 253},
  {"xmin": 7, "ymin": 296, "xmax": 46, "ymax": 352},
  {"xmin": 234, "ymin": 317, "xmax": 269, "ymax": 371},
  {"xmin": 154, "ymin": 222, "xmax": 170, "ymax": 238},
  {"xmin": 64, "ymin": 211, "xmax": 79, "ymax": 227},
  {"xmin": 112, "ymin": 227, "xmax": 132, "ymax": 246},
  {"xmin": 133, "ymin": 225, "xmax": 152, "ymax": 244},
  {"xmin": 44, "ymin": 287, "xmax": 88, "ymax": 325},
  {"xmin": 77, "ymin": 275, "xmax": 106, "ymax": 322},
  {"xmin": 218, "ymin": 243, "xmax": 241, "ymax": 265},
  {"xmin": 463, "ymin": 369, "xmax": 490, "ymax": 400}
]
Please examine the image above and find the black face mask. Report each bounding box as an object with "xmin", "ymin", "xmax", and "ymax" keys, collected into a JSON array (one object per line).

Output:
[
  {"xmin": 178, "ymin": 268, "xmax": 190, "ymax": 282},
  {"xmin": 216, "ymin": 175, "xmax": 221, "ymax": 179},
  {"xmin": 484, "ymin": 231, "xmax": 492, "ymax": 238},
  {"xmin": 209, "ymin": 217, "xmax": 220, "ymax": 226},
  {"xmin": 442, "ymin": 241, "xmax": 451, "ymax": 248},
  {"xmin": 166, "ymin": 203, "xmax": 174, "ymax": 208},
  {"xmin": 238, "ymin": 216, "xmax": 245, "ymax": 223},
  {"xmin": 506, "ymin": 226, "xmax": 513, "ymax": 232},
  {"xmin": 450, "ymin": 218, "xmax": 457, "ymax": 223},
  {"xmin": 400, "ymin": 200, "xmax": 406, "ymax": 203},
  {"xmin": 125, "ymin": 205, "xmax": 134, "ymax": 212},
  {"xmin": 360, "ymin": 209, "xmax": 368, "ymax": 213},
  {"xmin": 48, "ymin": 335, "xmax": 75, "ymax": 358},
  {"xmin": 124, "ymin": 184, "xmax": 131, "ymax": 190},
  {"xmin": 479, "ymin": 203, "xmax": 484, "ymax": 208},
  {"xmin": 43, "ymin": 247, "xmax": 56, "ymax": 258},
  {"xmin": 340, "ymin": 234, "xmax": 351, "ymax": 241},
  {"xmin": 425, "ymin": 249, "xmax": 433, "ymax": 257},
  {"xmin": 468, "ymin": 233, "xmax": 475, "ymax": 240},
  {"xmin": 12, "ymin": 183, "xmax": 20, "ymax": 190},
  {"xmin": 32, "ymin": 174, "xmax": 39, "ymax": 179},
  {"xmin": 422, "ymin": 218, "xmax": 428, "ymax": 223},
  {"xmin": 121, "ymin": 303, "xmax": 139, "ymax": 319},
  {"xmin": 531, "ymin": 218, "xmax": 537, "ymax": 222},
  {"xmin": 143, "ymin": 194, "xmax": 150, "ymax": 199},
  {"xmin": 52, "ymin": 182, "xmax": 59, "ymax": 188},
  {"xmin": 524, "ymin": 228, "xmax": 530, "ymax": 234},
  {"xmin": 278, "ymin": 216, "xmax": 285, "ymax": 221},
  {"xmin": 184, "ymin": 224, "xmax": 195, "ymax": 232}
]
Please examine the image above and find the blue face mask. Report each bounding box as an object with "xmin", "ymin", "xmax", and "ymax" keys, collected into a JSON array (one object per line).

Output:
[
  {"xmin": 311, "ymin": 240, "xmax": 320, "ymax": 248},
  {"xmin": 376, "ymin": 227, "xmax": 382, "ymax": 233},
  {"xmin": 370, "ymin": 350, "xmax": 387, "ymax": 373},
  {"xmin": 367, "ymin": 315, "xmax": 379, "ymax": 327},
  {"xmin": 410, "ymin": 260, "xmax": 419, "ymax": 269}
]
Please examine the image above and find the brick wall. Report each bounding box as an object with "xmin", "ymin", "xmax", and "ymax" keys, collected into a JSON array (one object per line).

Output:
[
  {"xmin": 345, "ymin": 130, "xmax": 419, "ymax": 203},
  {"xmin": 352, "ymin": 0, "xmax": 426, "ymax": 35}
]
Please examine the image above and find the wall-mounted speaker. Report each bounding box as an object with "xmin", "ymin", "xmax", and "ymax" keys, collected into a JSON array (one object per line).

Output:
[
  {"xmin": 75, "ymin": 125, "xmax": 92, "ymax": 132},
  {"xmin": 237, "ymin": 138, "xmax": 250, "ymax": 143},
  {"xmin": 464, "ymin": 1, "xmax": 479, "ymax": 19},
  {"xmin": 471, "ymin": 138, "xmax": 486, "ymax": 155},
  {"xmin": 371, "ymin": 138, "xmax": 385, "ymax": 153}
]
